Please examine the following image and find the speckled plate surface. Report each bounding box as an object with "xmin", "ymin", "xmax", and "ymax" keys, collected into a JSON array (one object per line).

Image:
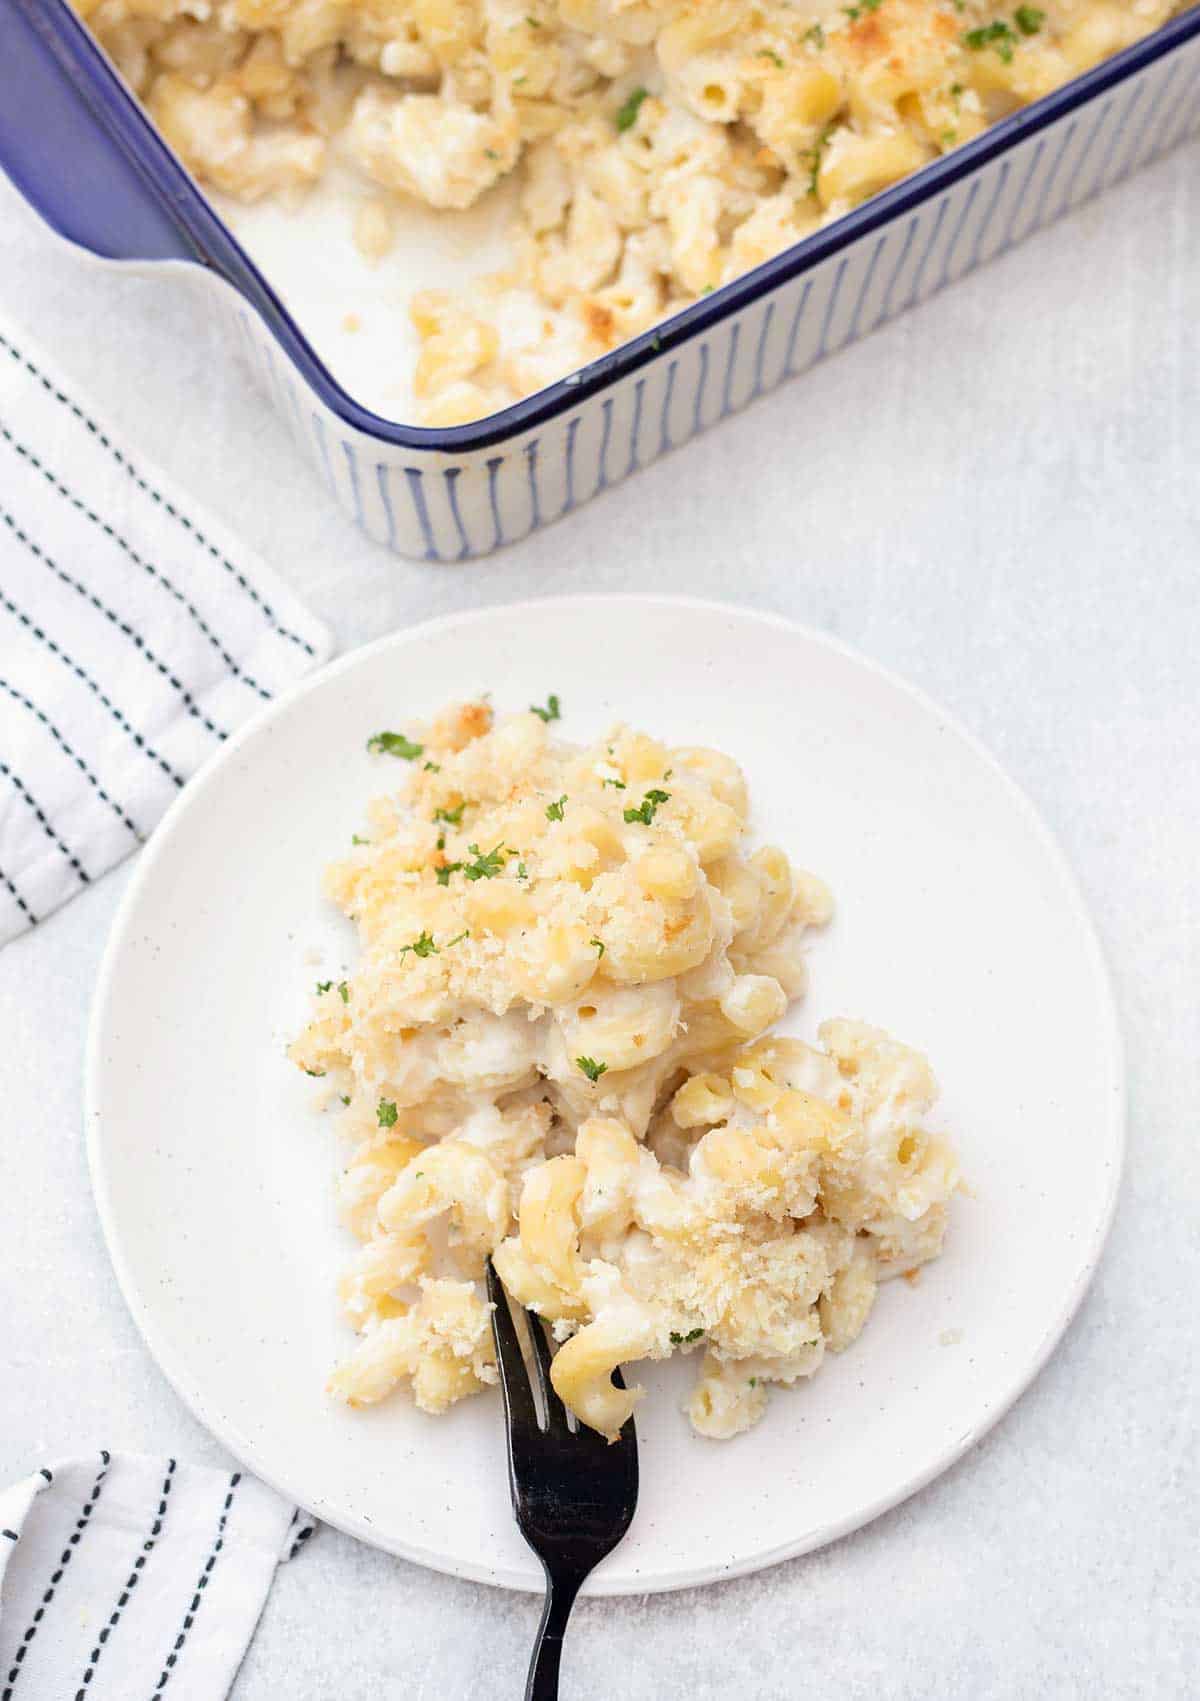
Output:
[{"xmin": 85, "ymin": 596, "xmax": 1124, "ymax": 1594}]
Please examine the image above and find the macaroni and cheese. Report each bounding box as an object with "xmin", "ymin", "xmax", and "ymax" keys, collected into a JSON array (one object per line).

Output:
[
  {"xmin": 289, "ymin": 699, "xmax": 959, "ymax": 1438},
  {"xmin": 78, "ymin": 0, "xmax": 1186, "ymax": 424}
]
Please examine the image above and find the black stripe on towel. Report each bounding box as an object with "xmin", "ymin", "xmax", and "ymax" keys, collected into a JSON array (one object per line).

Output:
[
  {"xmin": 2, "ymin": 1452, "xmax": 110, "ymax": 1701},
  {"xmin": 0, "ymin": 590, "xmax": 184, "ymax": 790},
  {"xmin": 73, "ymin": 1459, "xmax": 177, "ymax": 1699},
  {"xmin": 0, "ymin": 424, "xmax": 273, "ymax": 702},
  {"xmin": 0, "ymin": 679, "xmax": 142, "ymax": 842},
  {"xmin": 0, "ymin": 867, "xmax": 37, "ymax": 927},
  {"xmin": 0, "ymin": 761, "xmax": 89, "ymax": 886},
  {"xmin": 0, "ymin": 505, "xmax": 229, "ymax": 742},
  {"xmin": 150, "ymin": 1472, "xmax": 242, "ymax": 1695},
  {"xmin": 0, "ymin": 331, "xmax": 317, "ymax": 658}
]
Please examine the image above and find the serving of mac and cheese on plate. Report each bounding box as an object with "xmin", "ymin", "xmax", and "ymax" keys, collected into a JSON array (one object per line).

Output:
[
  {"xmin": 289, "ymin": 696, "xmax": 960, "ymax": 1439},
  {"xmin": 77, "ymin": 0, "xmax": 1188, "ymax": 425}
]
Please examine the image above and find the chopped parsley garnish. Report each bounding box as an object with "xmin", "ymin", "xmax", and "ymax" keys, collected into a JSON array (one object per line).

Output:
[
  {"xmin": 962, "ymin": 19, "xmax": 1017, "ymax": 60},
  {"xmin": 576, "ymin": 1056, "xmax": 608, "ymax": 1083},
  {"xmin": 445, "ymin": 930, "xmax": 470, "ymax": 948},
  {"xmin": 941, "ymin": 128, "xmax": 958, "ymax": 147},
  {"xmin": 759, "ymin": 48, "xmax": 784, "ymax": 67},
  {"xmin": 366, "ymin": 731, "xmax": 423, "ymax": 760},
  {"xmin": 806, "ymin": 123, "xmax": 835, "ymax": 198},
  {"xmin": 423, "ymin": 760, "xmax": 441, "ymax": 772},
  {"xmin": 399, "ymin": 930, "xmax": 439, "ymax": 961},
  {"xmin": 590, "ymin": 937, "xmax": 605, "ymax": 957},
  {"xmin": 352, "ymin": 834, "xmax": 369, "ymax": 846},
  {"xmin": 602, "ymin": 777, "xmax": 627, "ymax": 789},
  {"xmin": 340, "ymin": 1095, "xmax": 351, "ymax": 1106},
  {"xmin": 485, "ymin": 148, "xmax": 500, "ymax": 161},
  {"xmin": 517, "ymin": 861, "xmax": 529, "ymax": 881},
  {"xmin": 844, "ymin": 0, "xmax": 881, "ymax": 17},
  {"xmin": 377, "ymin": 1099, "xmax": 398, "ymax": 1128},
  {"xmin": 463, "ymin": 842, "xmax": 506, "ymax": 880},
  {"xmin": 436, "ymin": 862, "xmax": 461, "ymax": 886},
  {"xmin": 315, "ymin": 980, "xmax": 332, "ymax": 994},
  {"xmin": 616, "ymin": 86, "xmax": 649, "ymax": 132},
  {"xmin": 749, "ymin": 1377, "xmax": 758, "ymax": 1387},
  {"xmin": 303, "ymin": 1068, "xmax": 325, "ymax": 1078},
  {"xmin": 669, "ymin": 1327, "xmax": 705, "ymax": 1344},
  {"xmin": 337, "ymin": 981, "xmax": 350, "ymax": 1003},
  {"xmin": 545, "ymin": 795, "xmax": 567, "ymax": 822},
  {"xmin": 805, "ymin": 21, "xmax": 825, "ymax": 46},
  {"xmin": 530, "ymin": 693, "xmax": 561, "ymax": 722},
  {"xmin": 1014, "ymin": 4, "xmax": 1044, "ymax": 32},
  {"xmin": 433, "ymin": 803, "xmax": 466, "ymax": 825},
  {"xmin": 623, "ymin": 787, "xmax": 670, "ymax": 825}
]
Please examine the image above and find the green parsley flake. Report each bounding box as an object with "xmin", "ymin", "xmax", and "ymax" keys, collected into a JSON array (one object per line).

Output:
[
  {"xmin": 352, "ymin": 834, "xmax": 369, "ymax": 846},
  {"xmin": 530, "ymin": 694, "xmax": 561, "ymax": 722},
  {"xmin": 576, "ymin": 1056, "xmax": 608, "ymax": 1083},
  {"xmin": 445, "ymin": 930, "xmax": 470, "ymax": 948},
  {"xmin": 303, "ymin": 1068, "xmax": 325, "ymax": 1078},
  {"xmin": 340, "ymin": 1095, "xmax": 351, "ymax": 1106},
  {"xmin": 669, "ymin": 1327, "xmax": 705, "ymax": 1344},
  {"xmin": 377, "ymin": 1099, "xmax": 398, "ymax": 1128},
  {"xmin": 485, "ymin": 148, "xmax": 500, "ymax": 161},
  {"xmin": 338, "ymin": 981, "xmax": 350, "ymax": 1003},
  {"xmin": 805, "ymin": 22, "xmax": 825, "ymax": 46},
  {"xmin": 590, "ymin": 937, "xmax": 605, "ymax": 957},
  {"xmin": 545, "ymin": 795, "xmax": 567, "ymax": 822},
  {"xmin": 806, "ymin": 123, "xmax": 835, "ymax": 198},
  {"xmin": 624, "ymin": 788, "xmax": 670, "ymax": 826},
  {"xmin": 962, "ymin": 19, "xmax": 1017, "ymax": 60},
  {"xmin": 436, "ymin": 862, "xmax": 461, "ymax": 885},
  {"xmin": 366, "ymin": 731, "xmax": 423, "ymax": 760},
  {"xmin": 399, "ymin": 930, "xmax": 439, "ymax": 961},
  {"xmin": 315, "ymin": 980, "xmax": 332, "ymax": 994},
  {"xmin": 423, "ymin": 760, "xmax": 441, "ymax": 772},
  {"xmin": 1014, "ymin": 4, "xmax": 1044, "ymax": 32},
  {"xmin": 759, "ymin": 48, "xmax": 784, "ymax": 67},
  {"xmin": 463, "ymin": 843, "xmax": 506, "ymax": 881},
  {"xmin": 433, "ymin": 803, "xmax": 466, "ymax": 825},
  {"xmin": 602, "ymin": 776, "xmax": 627, "ymax": 789},
  {"xmin": 517, "ymin": 861, "xmax": 529, "ymax": 881},
  {"xmin": 616, "ymin": 86, "xmax": 649, "ymax": 132}
]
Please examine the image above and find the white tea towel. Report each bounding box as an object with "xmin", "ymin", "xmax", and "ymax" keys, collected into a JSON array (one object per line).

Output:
[
  {"xmin": 0, "ymin": 307, "xmax": 333, "ymax": 947},
  {"xmin": 0, "ymin": 1453, "xmax": 314, "ymax": 1701}
]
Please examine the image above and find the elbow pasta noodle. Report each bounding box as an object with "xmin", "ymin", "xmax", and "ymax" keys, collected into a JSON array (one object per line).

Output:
[
  {"xmin": 288, "ymin": 698, "xmax": 960, "ymax": 1439},
  {"xmin": 78, "ymin": 0, "xmax": 1188, "ymax": 422}
]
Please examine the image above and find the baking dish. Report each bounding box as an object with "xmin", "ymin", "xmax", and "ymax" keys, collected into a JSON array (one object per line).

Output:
[{"xmin": 4, "ymin": 0, "xmax": 1199, "ymax": 560}]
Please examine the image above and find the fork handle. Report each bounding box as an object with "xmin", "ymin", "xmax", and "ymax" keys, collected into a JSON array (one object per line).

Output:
[{"xmin": 525, "ymin": 1570, "xmax": 583, "ymax": 1700}]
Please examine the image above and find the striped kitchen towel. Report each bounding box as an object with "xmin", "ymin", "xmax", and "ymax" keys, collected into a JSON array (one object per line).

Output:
[
  {"xmin": 0, "ymin": 1453, "xmax": 314, "ymax": 1701},
  {"xmin": 0, "ymin": 305, "xmax": 332, "ymax": 947}
]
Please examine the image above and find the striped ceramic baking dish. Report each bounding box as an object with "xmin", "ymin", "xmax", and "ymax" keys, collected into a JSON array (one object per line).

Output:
[{"xmin": 4, "ymin": 0, "xmax": 1199, "ymax": 560}]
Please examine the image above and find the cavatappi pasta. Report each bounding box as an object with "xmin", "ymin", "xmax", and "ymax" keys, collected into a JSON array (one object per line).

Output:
[
  {"xmin": 78, "ymin": 0, "xmax": 1186, "ymax": 424},
  {"xmin": 289, "ymin": 698, "xmax": 959, "ymax": 1438}
]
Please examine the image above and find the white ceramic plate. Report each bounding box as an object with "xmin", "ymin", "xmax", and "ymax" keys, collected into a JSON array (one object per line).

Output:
[{"xmin": 86, "ymin": 596, "xmax": 1124, "ymax": 1595}]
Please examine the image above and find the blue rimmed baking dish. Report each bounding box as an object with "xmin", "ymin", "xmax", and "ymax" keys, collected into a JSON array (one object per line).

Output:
[{"xmin": 3, "ymin": 0, "xmax": 1199, "ymax": 559}]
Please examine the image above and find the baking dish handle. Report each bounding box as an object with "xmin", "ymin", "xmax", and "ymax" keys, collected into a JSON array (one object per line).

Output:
[{"xmin": 0, "ymin": 0, "xmax": 202, "ymax": 264}]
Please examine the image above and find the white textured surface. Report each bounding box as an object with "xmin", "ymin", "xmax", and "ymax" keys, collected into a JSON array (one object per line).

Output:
[{"xmin": 0, "ymin": 138, "xmax": 1197, "ymax": 1695}]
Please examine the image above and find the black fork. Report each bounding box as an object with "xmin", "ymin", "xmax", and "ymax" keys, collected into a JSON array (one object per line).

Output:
[{"xmin": 487, "ymin": 1261, "xmax": 639, "ymax": 1699}]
